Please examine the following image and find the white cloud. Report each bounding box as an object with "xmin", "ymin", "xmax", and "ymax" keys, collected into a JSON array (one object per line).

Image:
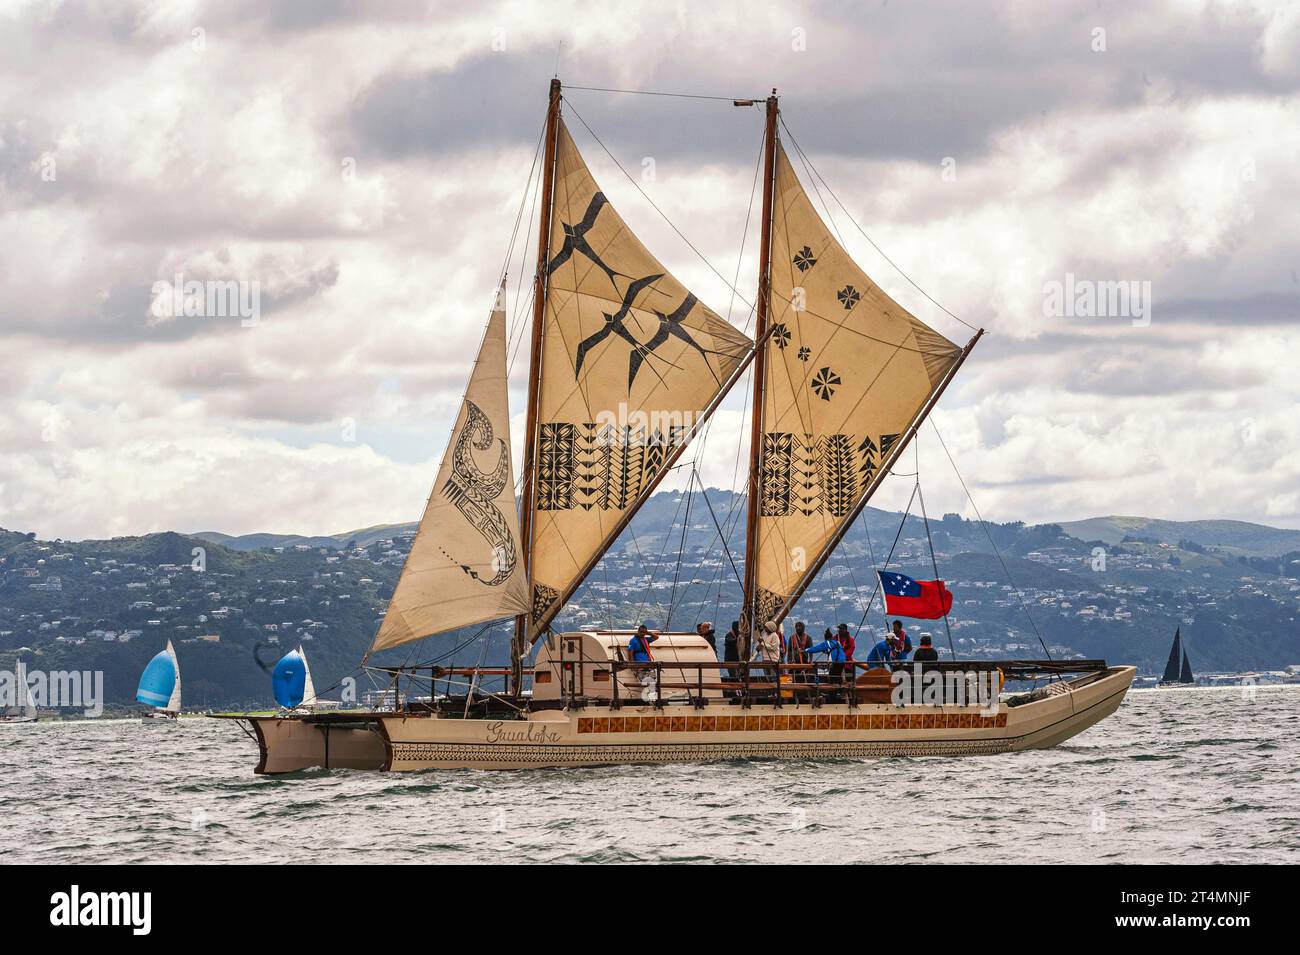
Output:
[{"xmin": 1, "ymin": 0, "xmax": 1297, "ymax": 539}]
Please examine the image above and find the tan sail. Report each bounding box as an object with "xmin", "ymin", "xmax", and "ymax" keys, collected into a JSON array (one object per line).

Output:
[
  {"xmin": 370, "ymin": 285, "xmax": 530, "ymax": 653},
  {"xmin": 527, "ymin": 120, "xmax": 752, "ymax": 633},
  {"xmin": 750, "ymin": 143, "xmax": 963, "ymax": 625}
]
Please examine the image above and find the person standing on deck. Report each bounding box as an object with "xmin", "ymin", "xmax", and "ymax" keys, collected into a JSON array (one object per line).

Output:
[
  {"xmin": 866, "ymin": 633, "xmax": 898, "ymax": 665},
  {"xmin": 889, "ymin": 620, "xmax": 913, "ymax": 658},
  {"xmin": 724, "ymin": 621, "xmax": 740, "ymax": 683},
  {"xmin": 836, "ymin": 623, "xmax": 856, "ymax": 663},
  {"xmin": 697, "ymin": 622, "xmax": 717, "ymax": 655},
  {"xmin": 788, "ymin": 621, "xmax": 811, "ymax": 681},
  {"xmin": 753, "ymin": 620, "xmax": 782, "ymax": 681},
  {"xmin": 804, "ymin": 631, "xmax": 848, "ymax": 684},
  {"xmin": 627, "ymin": 624, "xmax": 659, "ymax": 699},
  {"xmin": 913, "ymin": 634, "xmax": 940, "ymax": 662},
  {"xmin": 627, "ymin": 624, "xmax": 657, "ymax": 663}
]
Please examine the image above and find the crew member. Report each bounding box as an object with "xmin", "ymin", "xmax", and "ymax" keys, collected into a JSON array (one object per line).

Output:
[
  {"xmin": 627, "ymin": 624, "xmax": 657, "ymax": 663},
  {"xmin": 913, "ymin": 634, "xmax": 940, "ymax": 662}
]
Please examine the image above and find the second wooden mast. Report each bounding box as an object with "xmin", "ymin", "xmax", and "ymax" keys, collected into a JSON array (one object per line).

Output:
[
  {"xmin": 512, "ymin": 77, "xmax": 563, "ymax": 696},
  {"xmin": 739, "ymin": 90, "xmax": 780, "ymax": 654}
]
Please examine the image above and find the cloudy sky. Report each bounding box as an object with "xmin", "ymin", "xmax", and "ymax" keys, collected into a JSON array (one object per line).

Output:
[{"xmin": 2, "ymin": 0, "xmax": 1298, "ymax": 541}]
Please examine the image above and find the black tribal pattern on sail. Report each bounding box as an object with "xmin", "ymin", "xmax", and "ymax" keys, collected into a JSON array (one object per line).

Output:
[
  {"xmin": 547, "ymin": 192, "xmax": 623, "ymax": 288},
  {"xmin": 760, "ymin": 431, "xmax": 901, "ymax": 518},
  {"xmin": 536, "ymin": 422, "xmax": 687, "ymax": 513},
  {"xmin": 440, "ymin": 400, "xmax": 517, "ymax": 586},
  {"xmin": 575, "ymin": 277, "xmax": 723, "ymax": 391},
  {"xmin": 636, "ymin": 292, "xmax": 720, "ymax": 387},
  {"xmin": 574, "ymin": 273, "xmax": 663, "ymax": 386}
]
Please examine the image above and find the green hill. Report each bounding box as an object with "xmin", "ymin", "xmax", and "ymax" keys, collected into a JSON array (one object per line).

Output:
[{"xmin": 1057, "ymin": 516, "xmax": 1300, "ymax": 556}]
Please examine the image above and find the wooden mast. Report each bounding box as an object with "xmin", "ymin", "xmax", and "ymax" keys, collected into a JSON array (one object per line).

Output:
[
  {"xmin": 739, "ymin": 90, "xmax": 780, "ymax": 656},
  {"xmin": 512, "ymin": 77, "xmax": 562, "ymax": 696}
]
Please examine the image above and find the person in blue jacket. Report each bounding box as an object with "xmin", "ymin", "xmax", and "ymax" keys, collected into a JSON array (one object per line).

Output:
[
  {"xmin": 804, "ymin": 631, "xmax": 848, "ymax": 685},
  {"xmin": 627, "ymin": 624, "xmax": 657, "ymax": 662},
  {"xmin": 866, "ymin": 629, "xmax": 912, "ymax": 665},
  {"xmin": 804, "ymin": 634, "xmax": 847, "ymax": 662}
]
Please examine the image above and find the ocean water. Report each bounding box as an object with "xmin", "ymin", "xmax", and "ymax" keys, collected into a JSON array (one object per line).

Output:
[{"xmin": 3, "ymin": 685, "xmax": 1297, "ymax": 864}]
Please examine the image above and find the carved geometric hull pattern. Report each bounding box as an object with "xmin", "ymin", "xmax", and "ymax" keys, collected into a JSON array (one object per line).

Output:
[{"xmin": 391, "ymin": 738, "xmax": 1010, "ymax": 767}]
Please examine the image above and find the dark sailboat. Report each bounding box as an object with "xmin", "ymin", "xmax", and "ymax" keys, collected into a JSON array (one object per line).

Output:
[{"xmin": 1160, "ymin": 628, "xmax": 1194, "ymax": 686}]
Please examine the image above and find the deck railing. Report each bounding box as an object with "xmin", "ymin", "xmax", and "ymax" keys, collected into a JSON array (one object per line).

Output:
[{"xmin": 366, "ymin": 658, "xmax": 1108, "ymax": 714}]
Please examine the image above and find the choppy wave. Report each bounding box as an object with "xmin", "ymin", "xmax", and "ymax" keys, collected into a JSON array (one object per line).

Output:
[{"xmin": 2, "ymin": 685, "xmax": 1298, "ymax": 863}]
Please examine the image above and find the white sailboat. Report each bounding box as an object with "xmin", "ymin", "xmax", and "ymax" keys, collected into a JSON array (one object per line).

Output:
[
  {"xmin": 1, "ymin": 661, "xmax": 38, "ymax": 724},
  {"xmin": 300, "ymin": 647, "xmax": 318, "ymax": 709},
  {"xmin": 137, "ymin": 640, "xmax": 182, "ymax": 723}
]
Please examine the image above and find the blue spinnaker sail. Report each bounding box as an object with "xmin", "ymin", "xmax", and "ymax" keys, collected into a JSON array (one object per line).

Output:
[
  {"xmin": 272, "ymin": 649, "xmax": 307, "ymax": 709},
  {"xmin": 136, "ymin": 648, "xmax": 177, "ymax": 707}
]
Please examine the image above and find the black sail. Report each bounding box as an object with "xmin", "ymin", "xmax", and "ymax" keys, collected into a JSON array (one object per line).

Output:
[
  {"xmin": 1180, "ymin": 648, "xmax": 1194, "ymax": 684},
  {"xmin": 1161, "ymin": 628, "xmax": 1182, "ymax": 683}
]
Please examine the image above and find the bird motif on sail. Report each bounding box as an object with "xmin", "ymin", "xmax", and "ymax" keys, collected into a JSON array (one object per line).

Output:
[
  {"xmin": 441, "ymin": 400, "xmax": 517, "ymax": 586},
  {"xmin": 547, "ymin": 192, "xmax": 624, "ymax": 288},
  {"xmin": 528, "ymin": 119, "xmax": 753, "ymax": 635}
]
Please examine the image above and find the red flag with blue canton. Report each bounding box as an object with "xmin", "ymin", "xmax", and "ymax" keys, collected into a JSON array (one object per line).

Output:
[{"xmin": 877, "ymin": 570, "xmax": 953, "ymax": 619}]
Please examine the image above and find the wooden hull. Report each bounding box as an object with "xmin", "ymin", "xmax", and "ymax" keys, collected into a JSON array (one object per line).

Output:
[
  {"xmin": 225, "ymin": 666, "xmax": 1133, "ymax": 773},
  {"xmin": 221, "ymin": 715, "xmax": 389, "ymax": 774}
]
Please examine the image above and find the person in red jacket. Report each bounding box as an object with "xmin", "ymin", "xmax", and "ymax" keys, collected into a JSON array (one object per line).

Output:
[{"xmin": 835, "ymin": 623, "xmax": 856, "ymax": 661}]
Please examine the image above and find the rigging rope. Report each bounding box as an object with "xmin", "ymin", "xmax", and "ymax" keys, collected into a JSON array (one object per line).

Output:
[
  {"xmin": 564, "ymin": 102, "xmax": 756, "ymax": 313},
  {"xmin": 852, "ymin": 481, "xmax": 919, "ymax": 638},
  {"xmin": 777, "ymin": 118, "xmax": 979, "ymax": 335},
  {"xmin": 565, "ymin": 85, "xmax": 764, "ymax": 102},
  {"xmin": 928, "ymin": 417, "xmax": 1055, "ymax": 663},
  {"xmin": 916, "ymin": 477, "xmax": 959, "ymax": 661},
  {"xmin": 663, "ymin": 467, "xmax": 697, "ymax": 628},
  {"xmin": 692, "ymin": 471, "xmax": 745, "ymax": 591}
]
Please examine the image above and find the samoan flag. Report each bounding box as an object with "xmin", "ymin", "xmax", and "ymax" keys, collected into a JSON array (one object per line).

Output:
[{"xmin": 877, "ymin": 571, "xmax": 954, "ymax": 619}]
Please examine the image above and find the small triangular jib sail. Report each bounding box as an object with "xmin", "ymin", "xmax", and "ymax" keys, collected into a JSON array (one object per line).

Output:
[
  {"xmin": 752, "ymin": 143, "xmax": 964, "ymax": 625},
  {"xmin": 164, "ymin": 640, "xmax": 181, "ymax": 713},
  {"xmin": 527, "ymin": 121, "xmax": 752, "ymax": 633},
  {"xmin": 21, "ymin": 676, "xmax": 37, "ymax": 719},
  {"xmin": 1180, "ymin": 648, "xmax": 1194, "ymax": 684},
  {"xmin": 369, "ymin": 287, "xmax": 531, "ymax": 653},
  {"xmin": 300, "ymin": 646, "xmax": 317, "ymax": 707},
  {"xmin": 1161, "ymin": 628, "xmax": 1182, "ymax": 683},
  {"xmin": 3, "ymin": 661, "xmax": 37, "ymax": 719}
]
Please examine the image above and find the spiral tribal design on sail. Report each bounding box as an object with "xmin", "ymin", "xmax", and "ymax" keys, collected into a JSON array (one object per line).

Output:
[
  {"xmin": 369, "ymin": 289, "xmax": 530, "ymax": 654},
  {"xmin": 441, "ymin": 399, "xmax": 517, "ymax": 586}
]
